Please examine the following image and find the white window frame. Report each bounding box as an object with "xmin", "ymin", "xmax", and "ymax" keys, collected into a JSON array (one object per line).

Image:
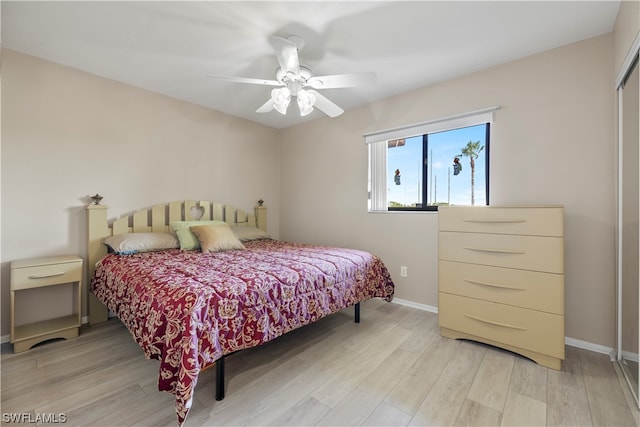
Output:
[{"xmin": 365, "ymin": 106, "xmax": 499, "ymax": 212}]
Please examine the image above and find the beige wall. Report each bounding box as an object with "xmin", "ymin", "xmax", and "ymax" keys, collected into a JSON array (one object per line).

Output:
[
  {"xmin": 1, "ymin": 49, "xmax": 281, "ymax": 336},
  {"xmin": 279, "ymin": 34, "xmax": 616, "ymax": 348},
  {"xmin": 1, "ymin": 29, "xmax": 628, "ymax": 349}
]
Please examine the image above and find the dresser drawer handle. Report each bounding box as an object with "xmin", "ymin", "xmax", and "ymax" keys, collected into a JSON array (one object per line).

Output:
[
  {"xmin": 464, "ymin": 246, "xmax": 526, "ymax": 254},
  {"xmin": 28, "ymin": 272, "xmax": 66, "ymax": 279},
  {"xmin": 464, "ymin": 314, "xmax": 527, "ymax": 330},
  {"xmin": 464, "ymin": 279, "xmax": 525, "ymax": 291},
  {"xmin": 464, "ymin": 218, "xmax": 527, "ymax": 223}
]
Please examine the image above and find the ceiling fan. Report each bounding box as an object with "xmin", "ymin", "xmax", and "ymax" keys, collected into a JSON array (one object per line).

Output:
[{"xmin": 209, "ymin": 35, "xmax": 377, "ymax": 118}]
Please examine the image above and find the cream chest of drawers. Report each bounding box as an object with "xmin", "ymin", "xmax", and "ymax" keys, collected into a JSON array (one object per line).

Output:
[{"xmin": 438, "ymin": 206, "xmax": 564, "ymax": 370}]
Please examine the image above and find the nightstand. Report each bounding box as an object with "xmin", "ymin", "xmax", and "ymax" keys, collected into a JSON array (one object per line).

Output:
[{"xmin": 10, "ymin": 255, "xmax": 83, "ymax": 353}]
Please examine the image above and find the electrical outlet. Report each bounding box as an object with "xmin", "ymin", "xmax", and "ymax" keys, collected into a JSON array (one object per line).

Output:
[{"xmin": 400, "ymin": 266, "xmax": 407, "ymax": 277}]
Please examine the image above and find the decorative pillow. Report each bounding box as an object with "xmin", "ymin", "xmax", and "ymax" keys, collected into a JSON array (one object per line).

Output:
[
  {"xmin": 190, "ymin": 224, "xmax": 246, "ymax": 253},
  {"xmin": 232, "ymin": 225, "xmax": 271, "ymax": 242},
  {"xmin": 170, "ymin": 220, "xmax": 227, "ymax": 250},
  {"xmin": 103, "ymin": 232, "xmax": 179, "ymax": 255}
]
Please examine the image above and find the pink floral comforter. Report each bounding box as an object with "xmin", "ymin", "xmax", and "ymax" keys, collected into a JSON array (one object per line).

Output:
[{"xmin": 90, "ymin": 239, "xmax": 394, "ymax": 425}]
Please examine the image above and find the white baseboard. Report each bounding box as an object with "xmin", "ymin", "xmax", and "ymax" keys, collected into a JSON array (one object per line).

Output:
[
  {"xmin": 621, "ymin": 350, "xmax": 639, "ymax": 363},
  {"xmin": 391, "ymin": 299, "xmax": 614, "ymax": 357},
  {"xmin": 392, "ymin": 297, "xmax": 438, "ymax": 313},
  {"xmin": 564, "ymin": 336, "xmax": 613, "ymax": 356},
  {"xmin": 3, "ymin": 305, "xmax": 615, "ymax": 359}
]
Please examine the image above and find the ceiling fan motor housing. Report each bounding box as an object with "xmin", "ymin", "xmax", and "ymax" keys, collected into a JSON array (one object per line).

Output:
[{"xmin": 276, "ymin": 66, "xmax": 312, "ymax": 96}]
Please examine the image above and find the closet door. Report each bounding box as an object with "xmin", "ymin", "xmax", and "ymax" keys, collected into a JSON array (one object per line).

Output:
[{"xmin": 619, "ymin": 53, "xmax": 639, "ymax": 406}]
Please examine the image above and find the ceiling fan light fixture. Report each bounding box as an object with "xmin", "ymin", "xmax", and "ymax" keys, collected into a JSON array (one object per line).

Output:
[
  {"xmin": 211, "ymin": 35, "xmax": 373, "ymax": 119},
  {"xmin": 271, "ymin": 87, "xmax": 291, "ymax": 115},
  {"xmin": 297, "ymin": 89, "xmax": 316, "ymax": 117}
]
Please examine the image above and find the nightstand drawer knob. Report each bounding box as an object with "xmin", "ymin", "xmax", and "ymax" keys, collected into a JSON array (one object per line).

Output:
[{"xmin": 28, "ymin": 272, "xmax": 66, "ymax": 279}]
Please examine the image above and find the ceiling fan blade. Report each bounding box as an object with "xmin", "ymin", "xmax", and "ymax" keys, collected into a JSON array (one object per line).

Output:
[
  {"xmin": 308, "ymin": 90, "xmax": 344, "ymax": 118},
  {"xmin": 307, "ymin": 72, "xmax": 377, "ymax": 89},
  {"xmin": 269, "ymin": 36, "xmax": 300, "ymax": 75},
  {"xmin": 209, "ymin": 74, "xmax": 281, "ymax": 86},
  {"xmin": 256, "ymin": 98, "xmax": 274, "ymax": 113}
]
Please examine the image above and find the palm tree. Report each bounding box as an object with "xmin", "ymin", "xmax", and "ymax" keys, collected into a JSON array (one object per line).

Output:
[{"xmin": 459, "ymin": 140, "xmax": 484, "ymax": 205}]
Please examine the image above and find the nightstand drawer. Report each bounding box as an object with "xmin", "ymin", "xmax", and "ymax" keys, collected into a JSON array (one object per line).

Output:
[
  {"xmin": 11, "ymin": 258, "xmax": 82, "ymax": 290},
  {"xmin": 438, "ymin": 206, "xmax": 563, "ymax": 236},
  {"xmin": 438, "ymin": 292, "xmax": 565, "ymax": 359},
  {"xmin": 438, "ymin": 231, "xmax": 563, "ymax": 273},
  {"xmin": 439, "ymin": 260, "xmax": 564, "ymax": 314}
]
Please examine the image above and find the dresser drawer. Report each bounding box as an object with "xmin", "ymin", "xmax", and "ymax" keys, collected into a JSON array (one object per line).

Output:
[
  {"xmin": 439, "ymin": 260, "xmax": 563, "ymax": 314},
  {"xmin": 438, "ymin": 231, "xmax": 563, "ymax": 273},
  {"xmin": 438, "ymin": 206, "xmax": 563, "ymax": 237},
  {"xmin": 11, "ymin": 259, "xmax": 82, "ymax": 291},
  {"xmin": 438, "ymin": 292, "xmax": 565, "ymax": 359}
]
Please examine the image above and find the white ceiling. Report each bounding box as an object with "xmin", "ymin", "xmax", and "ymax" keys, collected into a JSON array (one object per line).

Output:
[{"xmin": 2, "ymin": 1, "xmax": 621, "ymax": 129}]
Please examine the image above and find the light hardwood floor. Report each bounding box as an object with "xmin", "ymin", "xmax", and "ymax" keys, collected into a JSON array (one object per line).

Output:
[{"xmin": 2, "ymin": 298, "xmax": 639, "ymax": 426}]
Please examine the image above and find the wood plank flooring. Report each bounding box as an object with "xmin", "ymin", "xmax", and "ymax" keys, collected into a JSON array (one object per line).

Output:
[{"xmin": 2, "ymin": 298, "xmax": 639, "ymax": 426}]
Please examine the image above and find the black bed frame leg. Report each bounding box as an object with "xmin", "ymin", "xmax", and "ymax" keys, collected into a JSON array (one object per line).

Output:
[
  {"xmin": 215, "ymin": 355, "xmax": 225, "ymax": 401},
  {"xmin": 215, "ymin": 303, "xmax": 359, "ymax": 402}
]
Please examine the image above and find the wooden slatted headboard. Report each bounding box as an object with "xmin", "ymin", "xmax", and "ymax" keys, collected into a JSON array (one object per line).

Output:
[{"xmin": 86, "ymin": 200, "xmax": 267, "ymax": 324}]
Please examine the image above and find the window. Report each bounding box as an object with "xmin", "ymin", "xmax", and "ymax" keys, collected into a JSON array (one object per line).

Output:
[
  {"xmin": 387, "ymin": 124, "xmax": 489, "ymax": 209},
  {"xmin": 366, "ymin": 107, "xmax": 497, "ymax": 212}
]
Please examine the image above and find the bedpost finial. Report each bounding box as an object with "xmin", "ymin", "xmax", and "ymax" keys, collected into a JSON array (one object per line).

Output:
[
  {"xmin": 91, "ymin": 194, "xmax": 104, "ymax": 205},
  {"xmin": 257, "ymin": 199, "xmax": 264, "ymax": 206}
]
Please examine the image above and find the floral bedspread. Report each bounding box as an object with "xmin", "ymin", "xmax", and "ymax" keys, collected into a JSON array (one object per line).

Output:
[{"xmin": 90, "ymin": 239, "xmax": 394, "ymax": 425}]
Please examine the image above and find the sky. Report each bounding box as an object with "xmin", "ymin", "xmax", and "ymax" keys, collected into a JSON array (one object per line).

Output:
[{"xmin": 387, "ymin": 124, "xmax": 488, "ymax": 207}]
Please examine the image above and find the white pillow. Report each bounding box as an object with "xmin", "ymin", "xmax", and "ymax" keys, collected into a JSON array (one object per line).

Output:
[
  {"xmin": 103, "ymin": 232, "xmax": 179, "ymax": 255},
  {"xmin": 232, "ymin": 225, "xmax": 271, "ymax": 241}
]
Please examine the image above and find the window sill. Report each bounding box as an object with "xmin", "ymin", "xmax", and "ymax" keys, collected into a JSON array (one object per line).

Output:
[{"xmin": 368, "ymin": 208, "xmax": 439, "ymax": 214}]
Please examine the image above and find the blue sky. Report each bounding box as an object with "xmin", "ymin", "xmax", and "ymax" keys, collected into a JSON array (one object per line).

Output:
[{"xmin": 387, "ymin": 124, "xmax": 487, "ymax": 206}]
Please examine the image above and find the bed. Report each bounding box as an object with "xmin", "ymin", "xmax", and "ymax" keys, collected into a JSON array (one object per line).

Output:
[{"xmin": 86, "ymin": 199, "xmax": 395, "ymax": 426}]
